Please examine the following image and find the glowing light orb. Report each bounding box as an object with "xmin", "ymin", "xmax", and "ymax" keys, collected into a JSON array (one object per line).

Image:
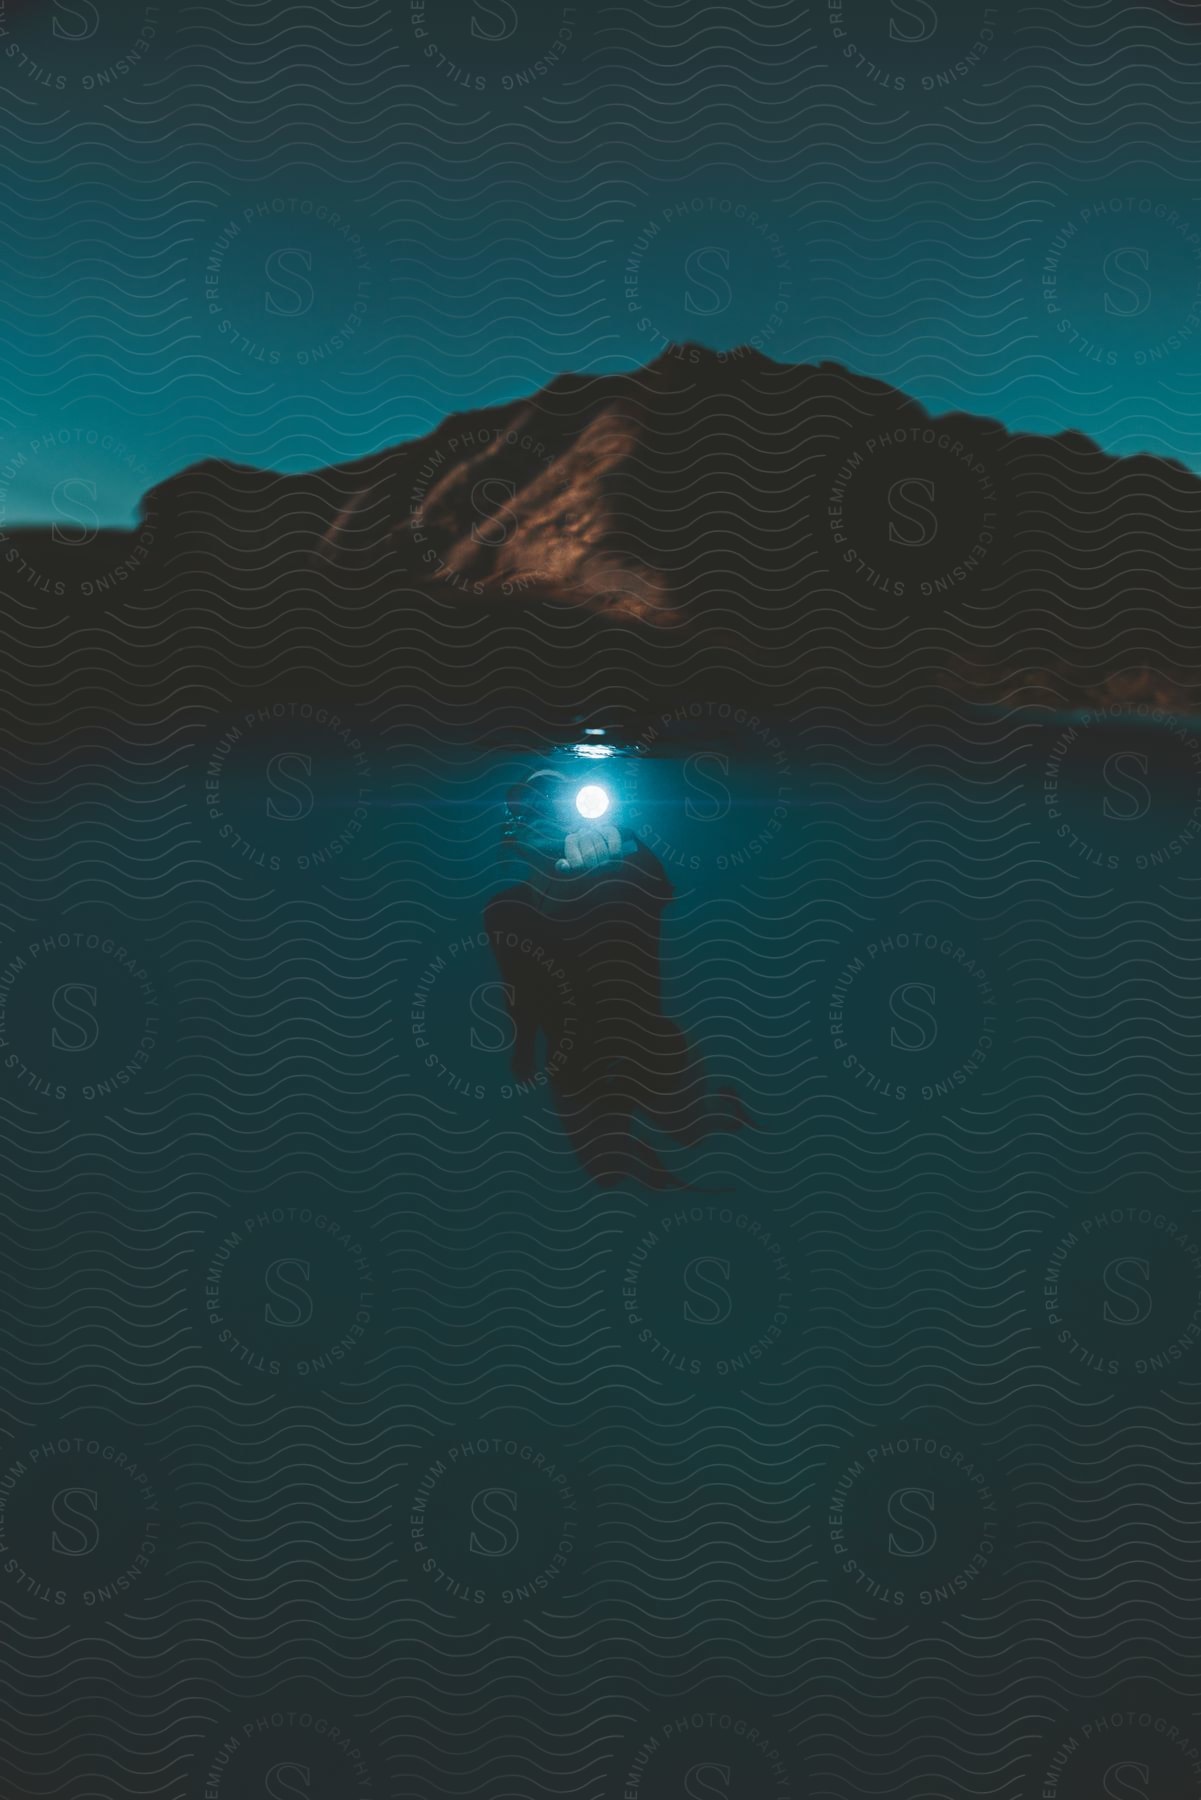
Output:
[{"xmin": 575, "ymin": 784, "xmax": 610, "ymax": 820}]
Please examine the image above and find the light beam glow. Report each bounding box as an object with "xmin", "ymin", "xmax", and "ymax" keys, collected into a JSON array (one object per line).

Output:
[{"xmin": 575, "ymin": 784, "xmax": 610, "ymax": 820}]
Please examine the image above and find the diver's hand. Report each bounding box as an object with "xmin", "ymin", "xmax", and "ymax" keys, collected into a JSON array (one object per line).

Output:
[{"xmin": 556, "ymin": 824, "xmax": 623, "ymax": 872}]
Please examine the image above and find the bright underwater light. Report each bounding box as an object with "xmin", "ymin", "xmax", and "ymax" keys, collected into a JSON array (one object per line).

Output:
[{"xmin": 575, "ymin": 784, "xmax": 610, "ymax": 820}]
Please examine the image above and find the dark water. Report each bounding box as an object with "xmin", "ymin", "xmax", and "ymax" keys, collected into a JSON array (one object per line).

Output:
[{"xmin": 1, "ymin": 709, "xmax": 1199, "ymax": 1798}]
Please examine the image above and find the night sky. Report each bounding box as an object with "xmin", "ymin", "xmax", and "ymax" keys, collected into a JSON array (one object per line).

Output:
[{"xmin": 2, "ymin": 0, "xmax": 1201, "ymax": 523}]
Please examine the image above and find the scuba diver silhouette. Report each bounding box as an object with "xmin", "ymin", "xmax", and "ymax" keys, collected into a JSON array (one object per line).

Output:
[{"xmin": 484, "ymin": 768, "xmax": 749, "ymax": 1189}]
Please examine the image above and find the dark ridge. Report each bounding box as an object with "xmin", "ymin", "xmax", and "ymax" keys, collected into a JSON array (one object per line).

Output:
[{"xmin": 3, "ymin": 349, "xmax": 1199, "ymax": 736}]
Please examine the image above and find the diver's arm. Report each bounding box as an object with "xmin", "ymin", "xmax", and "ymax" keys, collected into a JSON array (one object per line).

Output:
[{"xmin": 618, "ymin": 840, "xmax": 674, "ymax": 901}]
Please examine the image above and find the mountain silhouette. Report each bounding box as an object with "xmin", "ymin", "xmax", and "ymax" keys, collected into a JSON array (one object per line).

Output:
[{"xmin": 5, "ymin": 346, "xmax": 1198, "ymax": 733}]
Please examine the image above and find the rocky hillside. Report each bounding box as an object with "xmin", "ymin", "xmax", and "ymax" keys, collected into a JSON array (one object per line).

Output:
[{"xmin": 5, "ymin": 346, "xmax": 1200, "ymax": 726}]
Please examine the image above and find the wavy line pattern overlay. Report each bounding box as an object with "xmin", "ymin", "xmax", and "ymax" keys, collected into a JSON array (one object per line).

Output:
[{"xmin": 1, "ymin": 2, "xmax": 1201, "ymax": 1798}]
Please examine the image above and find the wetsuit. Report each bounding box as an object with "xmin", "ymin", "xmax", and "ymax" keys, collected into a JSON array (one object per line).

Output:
[{"xmin": 484, "ymin": 842, "xmax": 744, "ymax": 1187}]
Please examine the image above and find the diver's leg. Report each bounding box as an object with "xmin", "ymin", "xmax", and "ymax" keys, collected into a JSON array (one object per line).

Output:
[
  {"xmin": 553, "ymin": 1068, "xmax": 684, "ymax": 1189},
  {"xmin": 634, "ymin": 1018, "xmax": 750, "ymax": 1146}
]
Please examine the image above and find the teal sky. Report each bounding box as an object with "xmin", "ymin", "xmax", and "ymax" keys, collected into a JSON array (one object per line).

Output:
[{"xmin": 2, "ymin": 0, "xmax": 1200, "ymax": 523}]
